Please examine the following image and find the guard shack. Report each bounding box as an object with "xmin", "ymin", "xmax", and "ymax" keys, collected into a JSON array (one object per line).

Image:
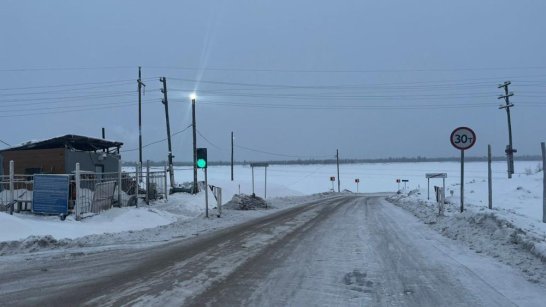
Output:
[{"xmin": 0, "ymin": 134, "xmax": 123, "ymax": 176}]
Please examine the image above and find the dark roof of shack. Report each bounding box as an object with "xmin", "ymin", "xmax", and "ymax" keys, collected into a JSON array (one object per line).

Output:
[{"xmin": 0, "ymin": 134, "xmax": 123, "ymax": 152}]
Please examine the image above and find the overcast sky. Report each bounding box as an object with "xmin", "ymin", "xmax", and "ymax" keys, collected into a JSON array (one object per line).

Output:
[{"xmin": 1, "ymin": 0, "xmax": 545, "ymax": 163}]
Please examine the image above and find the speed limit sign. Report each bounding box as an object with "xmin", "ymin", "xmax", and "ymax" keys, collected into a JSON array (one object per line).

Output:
[{"xmin": 450, "ymin": 127, "xmax": 476, "ymax": 150}]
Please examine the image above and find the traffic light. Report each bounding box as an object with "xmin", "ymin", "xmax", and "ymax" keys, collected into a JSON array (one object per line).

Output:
[{"xmin": 196, "ymin": 148, "xmax": 207, "ymax": 169}]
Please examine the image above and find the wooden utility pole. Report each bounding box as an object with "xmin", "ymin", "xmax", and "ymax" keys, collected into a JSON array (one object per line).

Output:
[
  {"xmin": 488, "ymin": 144, "xmax": 493, "ymax": 209},
  {"xmin": 160, "ymin": 77, "xmax": 175, "ymax": 189},
  {"xmin": 231, "ymin": 131, "xmax": 234, "ymax": 181},
  {"xmin": 498, "ymin": 81, "xmax": 516, "ymax": 178},
  {"xmin": 336, "ymin": 149, "xmax": 340, "ymax": 192},
  {"xmin": 137, "ymin": 67, "xmax": 146, "ymax": 169}
]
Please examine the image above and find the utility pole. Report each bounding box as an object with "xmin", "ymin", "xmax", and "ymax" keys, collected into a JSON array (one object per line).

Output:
[
  {"xmin": 192, "ymin": 95, "xmax": 198, "ymax": 194},
  {"xmin": 137, "ymin": 66, "xmax": 146, "ymax": 172},
  {"xmin": 336, "ymin": 149, "xmax": 340, "ymax": 192},
  {"xmin": 498, "ymin": 81, "xmax": 516, "ymax": 178},
  {"xmin": 160, "ymin": 77, "xmax": 175, "ymax": 189},
  {"xmin": 231, "ymin": 131, "xmax": 234, "ymax": 181}
]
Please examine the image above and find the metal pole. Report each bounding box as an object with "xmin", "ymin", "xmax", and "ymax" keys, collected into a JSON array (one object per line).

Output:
[
  {"xmin": 75, "ymin": 163, "xmax": 81, "ymax": 220},
  {"xmin": 118, "ymin": 159, "xmax": 122, "ymax": 206},
  {"xmin": 160, "ymin": 77, "xmax": 175, "ymax": 188},
  {"xmin": 231, "ymin": 131, "xmax": 234, "ymax": 181},
  {"xmin": 251, "ymin": 166, "xmax": 255, "ymax": 195},
  {"xmin": 542, "ymin": 142, "xmax": 545, "ymax": 223},
  {"xmin": 146, "ymin": 160, "xmax": 150, "ymax": 205},
  {"xmin": 192, "ymin": 98, "xmax": 198, "ymax": 194},
  {"xmin": 264, "ymin": 166, "xmax": 267, "ymax": 202},
  {"xmin": 205, "ymin": 168, "xmax": 209, "ymax": 218},
  {"xmin": 336, "ymin": 149, "xmax": 340, "ymax": 192},
  {"xmin": 488, "ymin": 144, "xmax": 493, "ymax": 209},
  {"xmin": 9, "ymin": 160, "xmax": 14, "ymax": 208},
  {"xmin": 460, "ymin": 150, "xmax": 464, "ymax": 213},
  {"xmin": 138, "ymin": 66, "xmax": 143, "ymax": 170},
  {"xmin": 164, "ymin": 162, "xmax": 168, "ymax": 202}
]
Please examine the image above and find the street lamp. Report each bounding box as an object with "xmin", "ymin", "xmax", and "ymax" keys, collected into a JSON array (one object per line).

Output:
[{"xmin": 191, "ymin": 93, "xmax": 198, "ymax": 193}]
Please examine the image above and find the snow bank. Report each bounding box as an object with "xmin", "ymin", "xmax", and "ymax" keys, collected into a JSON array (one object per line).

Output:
[{"xmin": 388, "ymin": 191, "xmax": 546, "ymax": 284}]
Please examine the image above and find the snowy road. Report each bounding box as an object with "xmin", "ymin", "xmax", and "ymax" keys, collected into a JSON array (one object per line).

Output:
[{"xmin": 1, "ymin": 194, "xmax": 546, "ymax": 306}]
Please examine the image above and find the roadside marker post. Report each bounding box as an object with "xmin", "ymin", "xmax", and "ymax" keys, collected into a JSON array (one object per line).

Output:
[
  {"xmin": 450, "ymin": 127, "xmax": 477, "ymax": 213},
  {"xmin": 330, "ymin": 176, "xmax": 335, "ymax": 192},
  {"xmin": 355, "ymin": 178, "xmax": 360, "ymax": 193},
  {"xmin": 541, "ymin": 142, "xmax": 545, "ymax": 223}
]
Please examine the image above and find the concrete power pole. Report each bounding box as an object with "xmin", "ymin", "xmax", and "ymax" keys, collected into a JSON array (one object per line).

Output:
[
  {"xmin": 192, "ymin": 96, "xmax": 198, "ymax": 194},
  {"xmin": 160, "ymin": 77, "xmax": 175, "ymax": 189},
  {"xmin": 336, "ymin": 149, "xmax": 340, "ymax": 193},
  {"xmin": 498, "ymin": 81, "xmax": 516, "ymax": 178},
  {"xmin": 137, "ymin": 66, "xmax": 146, "ymax": 171}
]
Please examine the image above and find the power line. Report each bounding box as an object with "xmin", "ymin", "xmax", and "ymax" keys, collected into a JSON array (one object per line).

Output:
[
  {"xmin": 196, "ymin": 129, "xmax": 224, "ymax": 151},
  {"xmin": 0, "ymin": 138, "xmax": 11, "ymax": 147},
  {"xmin": 234, "ymin": 143, "xmax": 333, "ymax": 159},
  {"xmin": 121, "ymin": 124, "xmax": 192, "ymax": 153}
]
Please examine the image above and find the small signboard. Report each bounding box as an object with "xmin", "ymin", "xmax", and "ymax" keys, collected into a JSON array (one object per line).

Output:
[
  {"xmin": 355, "ymin": 178, "xmax": 360, "ymax": 183},
  {"xmin": 330, "ymin": 176, "xmax": 335, "ymax": 181},
  {"xmin": 396, "ymin": 179, "xmax": 400, "ymax": 183},
  {"xmin": 426, "ymin": 173, "xmax": 447, "ymax": 179},
  {"xmin": 32, "ymin": 174, "xmax": 69, "ymax": 215}
]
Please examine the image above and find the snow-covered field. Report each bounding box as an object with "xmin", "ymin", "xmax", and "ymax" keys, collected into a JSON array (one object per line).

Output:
[{"xmin": 1, "ymin": 161, "xmax": 545, "ymax": 257}]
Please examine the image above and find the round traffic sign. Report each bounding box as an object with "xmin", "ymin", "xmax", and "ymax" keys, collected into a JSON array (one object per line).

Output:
[{"xmin": 450, "ymin": 127, "xmax": 476, "ymax": 150}]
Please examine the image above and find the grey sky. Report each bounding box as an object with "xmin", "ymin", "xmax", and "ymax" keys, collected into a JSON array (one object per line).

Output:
[{"xmin": 1, "ymin": 0, "xmax": 545, "ymax": 162}]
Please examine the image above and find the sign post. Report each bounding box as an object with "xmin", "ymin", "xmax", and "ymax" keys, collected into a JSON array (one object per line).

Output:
[
  {"xmin": 450, "ymin": 127, "xmax": 477, "ymax": 213},
  {"xmin": 330, "ymin": 176, "xmax": 335, "ymax": 192},
  {"xmin": 355, "ymin": 178, "xmax": 360, "ymax": 193}
]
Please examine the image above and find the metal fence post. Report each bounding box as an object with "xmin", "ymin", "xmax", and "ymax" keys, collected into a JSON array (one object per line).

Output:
[
  {"xmin": 9, "ymin": 160, "xmax": 14, "ymax": 209},
  {"xmin": 75, "ymin": 163, "xmax": 81, "ymax": 220},
  {"xmin": 146, "ymin": 160, "xmax": 150, "ymax": 205},
  {"xmin": 118, "ymin": 159, "xmax": 122, "ymax": 206},
  {"xmin": 164, "ymin": 162, "xmax": 168, "ymax": 202}
]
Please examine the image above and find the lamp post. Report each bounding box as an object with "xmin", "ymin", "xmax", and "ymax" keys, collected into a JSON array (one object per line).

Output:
[{"xmin": 191, "ymin": 93, "xmax": 198, "ymax": 194}]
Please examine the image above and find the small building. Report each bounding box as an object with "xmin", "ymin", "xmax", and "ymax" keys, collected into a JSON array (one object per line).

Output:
[{"xmin": 0, "ymin": 134, "xmax": 123, "ymax": 175}]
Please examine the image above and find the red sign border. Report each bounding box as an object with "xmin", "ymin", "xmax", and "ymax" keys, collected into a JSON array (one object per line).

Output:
[{"xmin": 450, "ymin": 127, "xmax": 476, "ymax": 150}]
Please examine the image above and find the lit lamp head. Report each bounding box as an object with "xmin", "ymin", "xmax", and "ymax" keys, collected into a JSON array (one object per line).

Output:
[{"xmin": 190, "ymin": 93, "xmax": 197, "ymax": 102}]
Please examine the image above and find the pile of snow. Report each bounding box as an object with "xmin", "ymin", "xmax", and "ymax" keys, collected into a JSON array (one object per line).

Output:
[
  {"xmin": 388, "ymin": 190, "xmax": 546, "ymax": 284},
  {"xmin": 224, "ymin": 194, "xmax": 268, "ymax": 210}
]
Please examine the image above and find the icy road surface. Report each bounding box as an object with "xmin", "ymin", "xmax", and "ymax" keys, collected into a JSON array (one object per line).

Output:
[{"xmin": 1, "ymin": 194, "xmax": 545, "ymax": 306}]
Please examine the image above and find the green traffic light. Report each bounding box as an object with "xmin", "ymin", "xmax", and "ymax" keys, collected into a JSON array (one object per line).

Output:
[{"xmin": 197, "ymin": 159, "xmax": 207, "ymax": 168}]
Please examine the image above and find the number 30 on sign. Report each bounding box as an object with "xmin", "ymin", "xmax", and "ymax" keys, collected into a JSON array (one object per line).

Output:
[{"xmin": 450, "ymin": 127, "xmax": 476, "ymax": 150}]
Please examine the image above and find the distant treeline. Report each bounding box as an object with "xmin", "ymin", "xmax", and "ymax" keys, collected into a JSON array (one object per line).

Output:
[{"xmin": 123, "ymin": 155, "xmax": 543, "ymax": 167}]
